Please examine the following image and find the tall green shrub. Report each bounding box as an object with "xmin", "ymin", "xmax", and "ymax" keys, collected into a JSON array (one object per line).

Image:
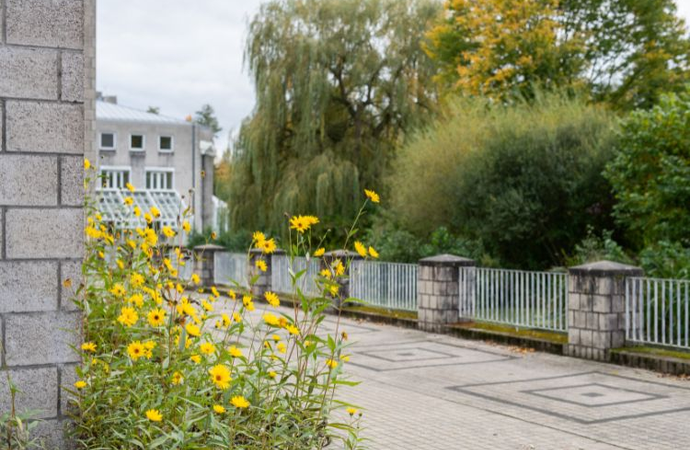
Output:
[
  {"xmin": 389, "ymin": 94, "xmax": 618, "ymax": 268},
  {"xmin": 605, "ymin": 91, "xmax": 690, "ymax": 249}
]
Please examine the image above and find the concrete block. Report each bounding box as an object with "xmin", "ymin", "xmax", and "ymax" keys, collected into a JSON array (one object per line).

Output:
[
  {"xmin": 0, "ymin": 367, "xmax": 58, "ymax": 418},
  {"xmin": 580, "ymin": 329, "xmax": 593, "ymax": 347},
  {"xmin": 0, "ymin": 208, "xmax": 3, "ymax": 258},
  {"xmin": 6, "ymin": 101, "xmax": 84, "ymax": 154},
  {"xmin": 611, "ymin": 294, "xmax": 626, "ymax": 313},
  {"xmin": 586, "ymin": 312, "xmax": 598, "ymax": 330},
  {"xmin": 593, "ymin": 331, "xmax": 610, "ymax": 349},
  {"xmin": 419, "ymin": 265, "xmax": 433, "ymax": 281},
  {"xmin": 0, "ymin": 154, "xmax": 58, "ymax": 206},
  {"xmin": 568, "ymin": 293, "xmax": 580, "ymax": 311},
  {"xmin": 61, "ymin": 51, "xmax": 84, "ymax": 102},
  {"xmin": 599, "ymin": 313, "xmax": 619, "ymax": 332},
  {"xmin": 611, "ymin": 331, "xmax": 625, "ymax": 348},
  {"xmin": 59, "ymin": 364, "xmax": 78, "ymax": 416},
  {"xmin": 6, "ymin": 0, "xmax": 84, "ymax": 49},
  {"xmin": 4, "ymin": 311, "xmax": 81, "ymax": 366},
  {"xmin": 6, "ymin": 208, "xmax": 83, "ymax": 259},
  {"xmin": 592, "ymin": 295, "xmax": 611, "ymax": 313},
  {"xmin": 434, "ymin": 266, "xmax": 458, "ymax": 282},
  {"xmin": 0, "ymin": 47, "xmax": 58, "ymax": 99},
  {"xmin": 33, "ymin": 419, "xmax": 70, "ymax": 450},
  {"xmin": 568, "ymin": 328, "xmax": 580, "ymax": 346},
  {"xmin": 573, "ymin": 311, "xmax": 586, "ymax": 329},
  {"xmin": 0, "ymin": 261, "xmax": 58, "ymax": 313},
  {"xmin": 60, "ymin": 155, "xmax": 83, "ymax": 206},
  {"xmin": 60, "ymin": 260, "xmax": 82, "ymax": 310},
  {"xmin": 593, "ymin": 277, "xmax": 612, "ymax": 296}
]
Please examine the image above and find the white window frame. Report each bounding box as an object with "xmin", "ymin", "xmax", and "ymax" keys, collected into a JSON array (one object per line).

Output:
[
  {"xmin": 158, "ymin": 135, "xmax": 174, "ymax": 152},
  {"xmin": 145, "ymin": 167, "xmax": 175, "ymax": 191},
  {"xmin": 129, "ymin": 133, "xmax": 146, "ymax": 152},
  {"xmin": 99, "ymin": 132, "xmax": 116, "ymax": 151},
  {"xmin": 99, "ymin": 166, "xmax": 132, "ymax": 190}
]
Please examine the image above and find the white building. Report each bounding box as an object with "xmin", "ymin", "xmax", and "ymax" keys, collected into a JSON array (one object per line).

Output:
[{"xmin": 94, "ymin": 94, "xmax": 218, "ymax": 235}]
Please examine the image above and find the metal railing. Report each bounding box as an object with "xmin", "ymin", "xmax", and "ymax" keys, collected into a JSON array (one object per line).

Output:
[
  {"xmin": 271, "ymin": 254, "xmax": 322, "ymax": 297},
  {"xmin": 214, "ymin": 252, "xmax": 248, "ymax": 288},
  {"xmin": 460, "ymin": 267, "xmax": 568, "ymax": 332},
  {"xmin": 350, "ymin": 260, "xmax": 417, "ymax": 311},
  {"xmin": 626, "ymin": 277, "xmax": 690, "ymax": 349}
]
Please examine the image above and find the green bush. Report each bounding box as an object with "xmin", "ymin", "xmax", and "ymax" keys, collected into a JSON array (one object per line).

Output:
[
  {"xmin": 605, "ymin": 91, "xmax": 690, "ymax": 249},
  {"xmin": 389, "ymin": 93, "xmax": 618, "ymax": 269},
  {"xmin": 564, "ymin": 227, "xmax": 633, "ymax": 268},
  {"xmin": 639, "ymin": 241, "xmax": 690, "ymax": 279}
]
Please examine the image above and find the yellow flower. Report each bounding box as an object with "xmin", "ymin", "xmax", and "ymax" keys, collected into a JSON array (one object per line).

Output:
[
  {"xmin": 272, "ymin": 334, "xmax": 281, "ymax": 342},
  {"xmin": 191, "ymin": 273, "xmax": 200, "ymax": 285},
  {"xmin": 190, "ymin": 354, "xmax": 201, "ymax": 364},
  {"xmin": 253, "ymin": 231, "xmax": 266, "ymax": 244},
  {"xmin": 125, "ymin": 182, "xmax": 136, "ymax": 193},
  {"xmin": 289, "ymin": 215, "xmax": 319, "ymax": 233},
  {"xmin": 133, "ymin": 206, "xmax": 141, "ymax": 217},
  {"xmin": 182, "ymin": 221, "xmax": 191, "ymax": 233},
  {"xmin": 263, "ymin": 313, "xmax": 280, "ymax": 327},
  {"xmin": 368, "ymin": 246, "xmax": 379, "ymax": 258},
  {"xmin": 329, "ymin": 284, "xmax": 339, "ymax": 296},
  {"xmin": 201, "ymin": 300, "xmax": 214, "ymax": 312},
  {"xmin": 144, "ymin": 212, "xmax": 153, "ymax": 224},
  {"xmin": 123, "ymin": 196, "xmax": 134, "ymax": 206},
  {"xmin": 146, "ymin": 409, "xmax": 162, "ymax": 422},
  {"xmin": 264, "ymin": 291, "xmax": 280, "ymax": 307},
  {"xmin": 117, "ymin": 307, "xmax": 138, "ymax": 327},
  {"xmin": 211, "ymin": 286, "xmax": 220, "ymax": 297},
  {"xmin": 341, "ymin": 355, "xmax": 351, "ymax": 362},
  {"xmin": 347, "ymin": 407, "xmax": 358, "ymax": 416},
  {"xmin": 230, "ymin": 396, "xmax": 249, "ymax": 409},
  {"xmin": 209, "ymin": 365, "xmax": 232, "ymax": 390},
  {"xmin": 261, "ymin": 238, "xmax": 277, "ymax": 254},
  {"xmin": 243, "ymin": 298, "xmax": 255, "ymax": 312},
  {"xmin": 171, "ymin": 371, "xmax": 184, "ymax": 385},
  {"xmin": 81, "ymin": 342, "xmax": 97, "ymax": 352},
  {"xmin": 127, "ymin": 294, "xmax": 144, "ymax": 308},
  {"xmin": 314, "ymin": 248, "xmax": 325, "ymax": 257},
  {"xmin": 277, "ymin": 342, "xmax": 287, "ymax": 354},
  {"xmin": 285, "ymin": 324, "xmax": 299, "ymax": 336},
  {"xmin": 233, "ymin": 312, "xmax": 242, "ymax": 323},
  {"xmin": 335, "ymin": 261, "xmax": 345, "ymax": 276},
  {"xmin": 147, "ymin": 308, "xmax": 166, "ymax": 327},
  {"xmin": 354, "ymin": 241, "xmax": 367, "ymax": 258},
  {"xmin": 185, "ymin": 323, "xmax": 201, "ymax": 337},
  {"xmin": 85, "ymin": 226, "xmax": 102, "ymax": 239},
  {"xmin": 255, "ymin": 259, "xmax": 267, "ymax": 272},
  {"xmin": 110, "ymin": 284, "xmax": 126, "ymax": 297},
  {"xmin": 150, "ymin": 206, "xmax": 161, "ymax": 218},
  {"xmin": 116, "ymin": 259, "xmax": 125, "ymax": 270},
  {"xmin": 74, "ymin": 380, "xmax": 87, "ymax": 389},
  {"xmin": 325, "ymin": 359, "xmax": 338, "ymax": 369},
  {"xmin": 162, "ymin": 226, "xmax": 176, "ymax": 238},
  {"xmin": 200, "ymin": 342, "xmax": 215, "ymax": 355},
  {"xmin": 213, "ymin": 404, "xmax": 226, "ymax": 414},
  {"xmin": 144, "ymin": 228, "xmax": 158, "ymax": 246},
  {"xmin": 228, "ymin": 345, "xmax": 243, "ymax": 358},
  {"xmin": 364, "ymin": 189, "xmax": 380, "ymax": 203},
  {"xmin": 320, "ymin": 268, "xmax": 332, "ymax": 279},
  {"xmin": 127, "ymin": 239, "xmax": 137, "ymax": 250},
  {"xmin": 83, "ymin": 158, "xmax": 91, "ymax": 170},
  {"xmin": 228, "ymin": 290, "xmax": 237, "ymax": 300},
  {"xmin": 268, "ymin": 371, "xmax": 277, "ymax": 379},
  {"xmin": 127, "ymin": 341, "xmax": 146, "ymax": 361}
]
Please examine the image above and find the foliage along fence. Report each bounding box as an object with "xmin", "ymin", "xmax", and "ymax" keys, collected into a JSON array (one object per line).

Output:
[{"xmin": 626, "ymin": 277, "xmax": 690, "ymax": 349}]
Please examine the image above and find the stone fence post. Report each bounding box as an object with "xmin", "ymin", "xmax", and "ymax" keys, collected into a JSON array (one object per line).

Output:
[
  {"xmin": 321, "ymin": 250, "xmax": 363, "ymax": 307},
  {"xmin": 566, "ymin": 261, "xmax": 643, "ymax": 361},
  {"xmin": 417, "ymin": 255, "xmax": 476, "ymax": 332},
  {"xmin": 192, "ymin": 244, "xmax": 225, "ymax": 286},
  {"xmin": 248, "ymin": 248, "xmax": 285, "ymax": 298}
]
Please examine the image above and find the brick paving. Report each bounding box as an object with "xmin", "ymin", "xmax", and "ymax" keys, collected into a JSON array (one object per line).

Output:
[{"xmin": 227, "ymin": 301, "xmax": 690, "ymax": 450}]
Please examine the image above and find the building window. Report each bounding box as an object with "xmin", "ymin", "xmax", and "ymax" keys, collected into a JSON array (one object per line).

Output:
[
  {"xmin": 100, "ymin": 167, "xmax": 131, "ymax": 190},
  {"xmin": 100, "ymin": 132, "xmax": 116, "ymax": 150},
  {"xmin": 146, "ymin": 169, "xmax": 174, "ymax": 190},
  {"xmin": 130, "ymin": 134, "xmax": 145, "ymax": 151},
  {"xmin": 159, "ymin": 136, "xmax": 174, "ymax": 152}
]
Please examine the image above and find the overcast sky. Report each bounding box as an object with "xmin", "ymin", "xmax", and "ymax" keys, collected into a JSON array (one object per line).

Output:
[{"xmin": 97, "ymin": 0, "xmax": 690, "ymax": 154}]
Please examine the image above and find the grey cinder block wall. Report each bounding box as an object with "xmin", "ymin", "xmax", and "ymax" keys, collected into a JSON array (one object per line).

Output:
[{"xmin": 0, "ymin": 0, "xmax": 95, "ymax": 446}]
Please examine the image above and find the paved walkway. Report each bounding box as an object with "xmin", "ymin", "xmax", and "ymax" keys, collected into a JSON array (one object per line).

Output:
[{"xmin": 226, "ymin": 301, "xmax": 690, "ymax": 449}]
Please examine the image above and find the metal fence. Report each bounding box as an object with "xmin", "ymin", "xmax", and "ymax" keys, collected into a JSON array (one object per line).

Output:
[
  {"xmin": 626, "ymin": 277, "xmax": 690, "ymax": 349},
  {"xmin": 350, "ymin": 260, "xmax": 418, "ymax": 311},
  {"xmin": 271, "ymin": 254, "xmax": 322, "ymax": 297},
  {"xmin": 214, "ymin": 252, "xmax": 248, "ymax": 288},
  {"xmin": 460, "ymin": 267, "xmax": 568, "ymax": 332}
]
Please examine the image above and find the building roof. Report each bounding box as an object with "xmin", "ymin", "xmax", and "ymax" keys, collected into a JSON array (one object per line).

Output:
[{"xmin": 97, "ymin": 100, "xmax": 190, "ymax": 125}]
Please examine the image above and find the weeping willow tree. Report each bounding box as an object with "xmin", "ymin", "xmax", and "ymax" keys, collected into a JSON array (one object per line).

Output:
[{"xmin": 227, "ymin": 0, "xmax": 441, "ymax": 238}]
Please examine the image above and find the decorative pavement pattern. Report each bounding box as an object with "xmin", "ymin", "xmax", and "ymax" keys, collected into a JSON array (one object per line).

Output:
[{"xmin": 219, "ymin": 299, "xmax": 690, "ymax": 449}]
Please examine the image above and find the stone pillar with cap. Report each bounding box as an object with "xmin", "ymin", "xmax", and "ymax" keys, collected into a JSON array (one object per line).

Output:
[
  {"xmin": 566, "ymin": 260, "xmax": 644, "ymax": 361},
  {"xmin": 248, "ymin": 248, "xmax": 285, "ymax": 299},
  {"xmin": 320, "ymin": 250, "xmax": 363, "ymax": 308},
  {"xmin": 417, "ymin": 254, "xmax": 476, "ymax": 332},
  {"xmin": 193, "ymin": 244, "xmax": 225, "ymax": 287}
]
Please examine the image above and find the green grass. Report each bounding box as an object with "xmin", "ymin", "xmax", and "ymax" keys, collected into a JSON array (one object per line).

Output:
[
  {"xmin": 343, "ymin": 305, "xmax": 417, "ymax": 320},
  {"xmin": 454, "ymin": 321, "xmax": 568, "ymax": 344},
  {"xmin": 612, "ymin": 346, "xmax": 690, "ymax": 361}
]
